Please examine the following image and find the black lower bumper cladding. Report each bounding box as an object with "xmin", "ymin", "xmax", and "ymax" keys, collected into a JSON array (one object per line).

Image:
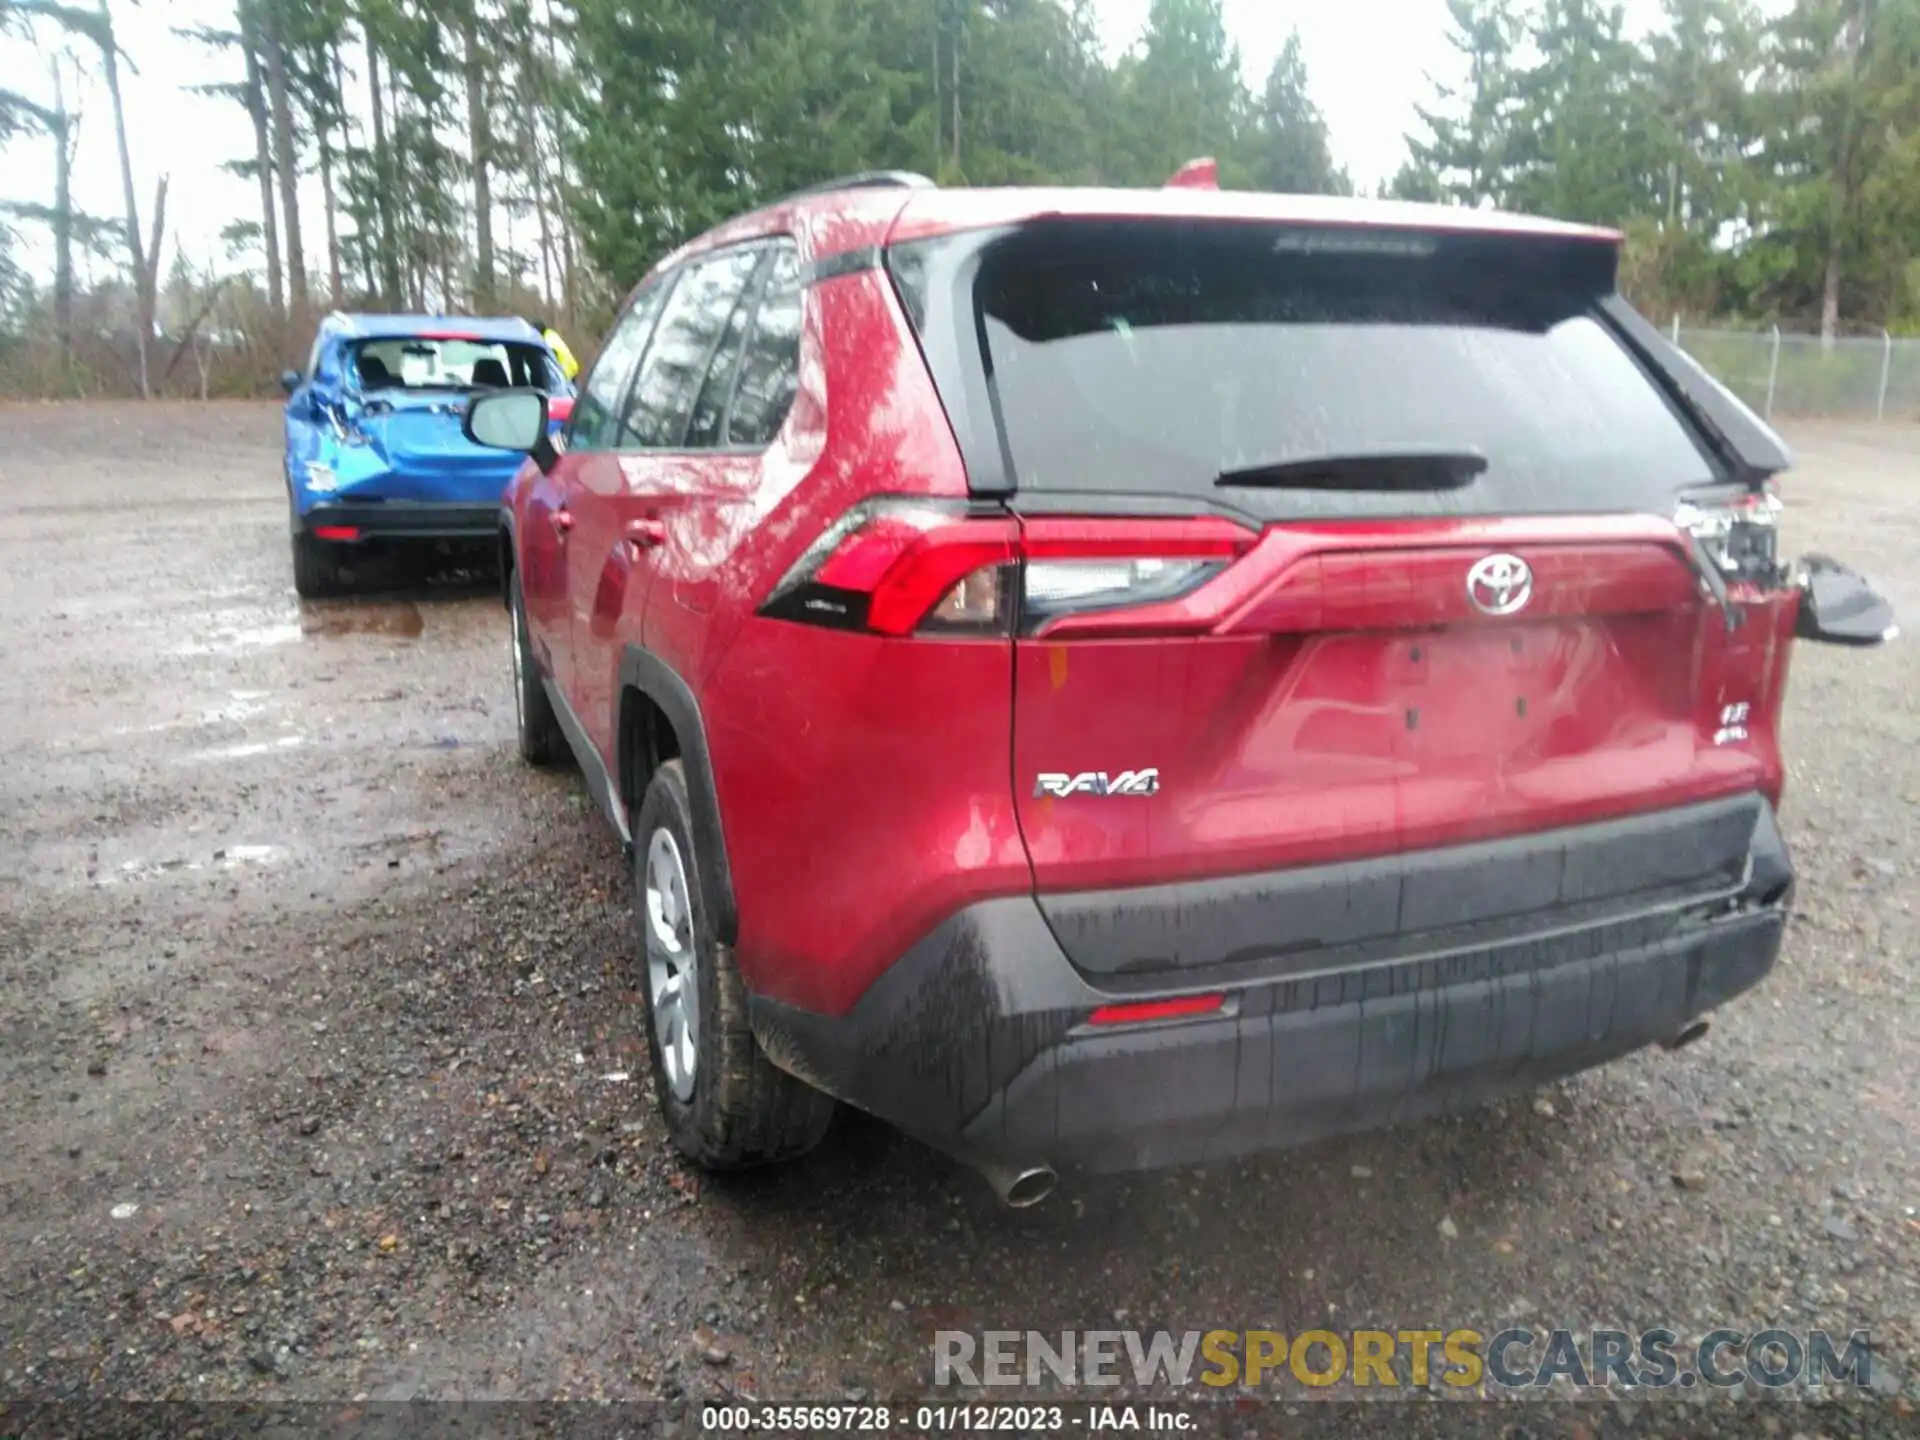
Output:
[
  {"xmin": 751, "ymin": 796, "xmax": 1793, "ymax": 1174},
  {"xmin": 304, "ymin": 501, "xmax": 499, "ymax": 540}
]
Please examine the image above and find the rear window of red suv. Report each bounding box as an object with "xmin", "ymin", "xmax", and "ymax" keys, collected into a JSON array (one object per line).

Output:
[{"xmin": 890, "ymin": 218, "xmax": 1719, "ymax": 520}]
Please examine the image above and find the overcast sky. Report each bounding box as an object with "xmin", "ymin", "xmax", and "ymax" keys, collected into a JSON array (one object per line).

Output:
[{"xmin": 0, "ymin": 0, "xmax": 1673, "ymax": 281}]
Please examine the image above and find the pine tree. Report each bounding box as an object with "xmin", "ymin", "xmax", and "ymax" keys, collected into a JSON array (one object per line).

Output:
[
  {"xmin": 1251, "ymin": 31, "xmax": 1348, "ymax": 194},
  {"xmin": 1114, "ymin": 0, "xmax": 1255, "ymax": 185},
  {"xmin": 1501, "ymin": 0, "xmax": 1660, "ymax": 225},
  {"xmin": 1403, "ymin": 0, "xmax": 1522, "ymax": 206}
]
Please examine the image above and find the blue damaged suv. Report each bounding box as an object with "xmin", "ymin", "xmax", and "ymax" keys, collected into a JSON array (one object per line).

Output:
[{"xmin": 281, "ymin": 314, "xmax": 574, "ymax": 596}]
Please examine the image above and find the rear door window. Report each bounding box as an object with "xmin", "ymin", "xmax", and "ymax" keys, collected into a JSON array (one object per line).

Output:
[
  {"xmin": 570, "ymin": 282, "xmax": 670, "ymax": 452},
  {"xmin": 924, "ymin": 221, "xmax": 1718, "ymax": 519}
]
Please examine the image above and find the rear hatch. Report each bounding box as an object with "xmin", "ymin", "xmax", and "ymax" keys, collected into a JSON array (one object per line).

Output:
[
  {"xmin": 887, "ymin": 213, "xmax": 1784, "ymax": 977},
  {"xmin": 351, "ymin": 391, "xmax": 526, "ymax": 503}
]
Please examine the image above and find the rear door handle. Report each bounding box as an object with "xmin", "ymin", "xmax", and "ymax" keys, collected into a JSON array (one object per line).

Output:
[
  {"xmin": 625, "ymin": 518, "xmax": 668, "ymax": 552},
  {"xmin": 550, "ymin": 508, "xmax": 573, "ymax": 535}
]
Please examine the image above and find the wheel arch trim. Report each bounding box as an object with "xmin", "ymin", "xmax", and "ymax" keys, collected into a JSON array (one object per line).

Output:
[
  {"xmin": 497, "ymin": 506, "xmax": 518, "ymax": 608},
  {"xmin": 618, "ymin": 645, "xmax": 739, "ymax": 946}
]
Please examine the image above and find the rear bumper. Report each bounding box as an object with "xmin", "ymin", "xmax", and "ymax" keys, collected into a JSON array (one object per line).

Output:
[
  {"xmin": 750, "ymin": 797, "xmax": 1793, "ymax": 1174},
  {"xmin": 300, "ymin": 501, "xmax": 498, "ymax": 541}
]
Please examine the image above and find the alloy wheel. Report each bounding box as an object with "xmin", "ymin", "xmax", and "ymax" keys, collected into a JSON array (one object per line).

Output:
[
  {"xmin": 644, "ymin": 827, "xmax": 699, "ymax": 1101},
  {"xmin": 510, "ymin": 602, "xmax": 527, "ymax": 734}
]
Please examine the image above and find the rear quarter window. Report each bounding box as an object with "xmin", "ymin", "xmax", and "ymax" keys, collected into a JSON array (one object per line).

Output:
[
  {"xmin": 620, "ymin": 248, "xmax": 763, "ymax": 450},
  {"xmin": 725, "ymin": 246, "xmax": 803, "ymax": 448}
]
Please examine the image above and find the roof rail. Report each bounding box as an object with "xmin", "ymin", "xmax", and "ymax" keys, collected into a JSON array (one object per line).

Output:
[{"xmin": 780, "ymin": 170, "xmax": 937, "ymax": 202}]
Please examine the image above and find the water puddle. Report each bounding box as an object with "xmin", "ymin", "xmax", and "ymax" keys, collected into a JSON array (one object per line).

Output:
[
  {"xmin": 95, "ymin": 691, "xmax": 279, "ymax": 742},
  {"xmin": 110, "ymin": 857, "xmax": 195, "ymax": 882},
  {"xmin": 201, "ymin": 691, "xmax": 274, "ymax": 725},
  {"xmin": 217, "ymin": 844, "xmax": 285, "ymax": 867},
  {"xmin": 196, "ymin": 734, "xmax": 307, "ymax": 761},
  {"xmin": 300, "ymin": 602, "xmax": 425, "ymax": 639},
  {"xmin": 169, "ymin": 620, "xmax": 304, "ymax": 657},
  {"xmin": 97, "ymin": 843, "xmax": 287, "ymax": 886},
  {"xmin": 168, "ymin": 601, "xmax": 427, "ymax": 655}
]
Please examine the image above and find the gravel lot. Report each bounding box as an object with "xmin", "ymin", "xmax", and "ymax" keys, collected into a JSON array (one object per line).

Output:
[{"xmin": 1, "ymin": 401, "xmax": 1917, "ymax": 1433}]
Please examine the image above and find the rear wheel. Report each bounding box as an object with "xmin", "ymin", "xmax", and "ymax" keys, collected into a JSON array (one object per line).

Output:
[
  {"xmin": 635, "ymin": 759, "xmax": 835, "ymax": 1169},
  {"xmin": 509, "ymin": 571, "xmax": 565, "ymax": 767},
  {"xmin": 290, "ymin": 529, "xmax": 343, "ymax": 599}
]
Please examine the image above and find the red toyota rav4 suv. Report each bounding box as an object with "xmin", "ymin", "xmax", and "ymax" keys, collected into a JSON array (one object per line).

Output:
[{"xmin": 465, "ymin": 170, "xmax": 1894, "ymax": 1206}]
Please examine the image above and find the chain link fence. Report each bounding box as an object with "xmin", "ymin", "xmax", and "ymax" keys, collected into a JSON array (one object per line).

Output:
[{"xmin": 1672, "ymin": 322, "xmax": 1920, "ymax": 423}]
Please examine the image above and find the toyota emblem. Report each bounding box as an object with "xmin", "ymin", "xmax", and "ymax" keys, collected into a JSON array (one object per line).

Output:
[{"xmin": 1466, "ymin": 553, "xmax": 1533, "ymax": 616}]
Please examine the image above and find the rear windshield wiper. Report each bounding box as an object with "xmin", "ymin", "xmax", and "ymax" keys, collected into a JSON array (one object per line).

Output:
[{"xmin": 1215, "ymin": 447, "xmax": 1489, "ymax": 492}]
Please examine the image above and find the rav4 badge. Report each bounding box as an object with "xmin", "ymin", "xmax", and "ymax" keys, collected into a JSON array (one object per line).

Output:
[{"xmin": 1034, "ymin": 770, "xmax": 1161, "ymax": 799}]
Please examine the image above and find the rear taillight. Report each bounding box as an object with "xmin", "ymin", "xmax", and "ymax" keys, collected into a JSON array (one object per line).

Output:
[
  {"xmin": 756, "ymin": 498, "xmax": 1255, "ymax": 637},
  {"xmin": 1020, "ymin": 518, "xmax": 1250, "ymax": 633},
  {"xmin": 1674, "ymin": 488, "xmax": 1785, "ymax": 586},
  {"xmin": 758, "ymin": 499, "xmax": 1017, "ymax": 635}
]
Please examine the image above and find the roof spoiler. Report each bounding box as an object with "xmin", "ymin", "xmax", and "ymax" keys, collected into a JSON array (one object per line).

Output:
[
  {"xmin": 1164, "ymin": 158, "xmax": 1219, "ymax": 190},
  {"xmin": 780, "ymin": 170, "xmax": 936, "ymax": 202},
  {"xmin": 1600, "ymin": 297, "xmax": 1793, "ymax": 485}
]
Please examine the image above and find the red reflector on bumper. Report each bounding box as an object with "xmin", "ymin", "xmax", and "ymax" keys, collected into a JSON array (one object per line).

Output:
[
  {"xmin": 1088, "ymin": 994, "xmax": 1226, "ymax": 1026},
  {"xmin": 313, "ymin": 525, "xmax": 361, "ymax": 542}
]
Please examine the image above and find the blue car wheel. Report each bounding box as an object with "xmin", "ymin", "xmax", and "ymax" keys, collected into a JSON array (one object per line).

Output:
[{"xmin": 289, "ymin": 488, "xmax": 344, "ymax": 599}]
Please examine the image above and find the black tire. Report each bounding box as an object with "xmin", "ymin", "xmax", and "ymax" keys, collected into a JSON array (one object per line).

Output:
[
  {"xmin": 291, "ymin": 528, "xmax": 343, "ymax": 599},
  {"xmin": 634, "ymin": 759, "xmax": 835, "ymax": 1169},
  {"xmin": 509, "ymin": 572, "xmax": 565, "ymax": 767}
]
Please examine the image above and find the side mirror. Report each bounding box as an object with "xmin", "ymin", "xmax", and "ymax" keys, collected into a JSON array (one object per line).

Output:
[
  {"xmin": 279, "ymin": 369, "xmax": 302, "ymax": 395},
  {"xmin": 1796, "ymin": 554, "xmax": 1898, "ymax": 647},
  {"xmin": 463, "ymin": 388, "xmax": 557, "ymax": 474}
]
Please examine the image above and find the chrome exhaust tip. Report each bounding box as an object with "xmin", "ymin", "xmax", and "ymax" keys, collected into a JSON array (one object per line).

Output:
[
  {"xmin": 1663, "ymin": 1019, "xmax": 1711, "ymax": 1051},
  {"xmin": 979, "ymin": 1162, "xmax": 1059, "ymax": 1209}
]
